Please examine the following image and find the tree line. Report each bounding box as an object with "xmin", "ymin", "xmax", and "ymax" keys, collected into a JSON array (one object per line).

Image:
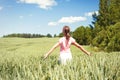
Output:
[{"xmin": 3, "ymin": 33, "xmax": 52, "ymax": 38}]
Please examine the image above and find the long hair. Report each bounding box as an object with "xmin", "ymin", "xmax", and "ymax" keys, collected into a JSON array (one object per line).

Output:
[{"xmin": 63, "ymin": 26, "xmax": 70, "ymax": 39}]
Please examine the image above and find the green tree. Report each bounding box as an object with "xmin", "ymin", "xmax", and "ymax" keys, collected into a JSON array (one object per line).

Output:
[
  {"xmin": 97, "ymin": 0, "xmax": 110, "ymax": 27},
  {"xmin": 73, "ymin": 26, "xmax": 92, "ymax": 45},
  {"xmin": 106, "ymin": 22, "xmax": 120, "ymax": 51},
  {"xmin": 46, "ymin": 34, "xmax": 52, "ymax": 38},
  {"xmin": 108, "ymin": 0, "xmax": 120, "ymax": 25},
  {"xmin": 58, "ymin": 33, "xmax": 63, "ymax": 37},
  {"xmin": 91, "ymin": 0, "xmax": 120, "ymax": 51}
]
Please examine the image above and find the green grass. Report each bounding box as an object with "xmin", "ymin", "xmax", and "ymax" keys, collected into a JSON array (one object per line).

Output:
[{"xmin": 0, "ymin": 38, "xmax": 120, "ymax": 80}]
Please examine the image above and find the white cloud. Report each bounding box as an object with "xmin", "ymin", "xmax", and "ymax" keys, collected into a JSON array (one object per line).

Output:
[
  {"xmin": 85, "ymin": 11, "xmax": 99, "ymax": 17},
  {"xmin": 18, "ymin": 0, "xmax": 57, "ymax": 10},
  {"xmin": 0, "ymin": 6, "xmax": 3, "ymax": 11},
  {"xmin": 58, "ymin": 16, "xmax": 86, "ymax": 23},
  {"xmin": 48, "ymin": 22, "xmax": 57, "ymax": 26},
  {"xmin": 48, "ymin": 16, "xmax": 87, "ymax": 26}
]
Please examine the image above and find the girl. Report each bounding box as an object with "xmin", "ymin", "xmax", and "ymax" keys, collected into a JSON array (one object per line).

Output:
[{"xmin": 44, "ymin": 26, "xmax": 91, "ymax": 64}]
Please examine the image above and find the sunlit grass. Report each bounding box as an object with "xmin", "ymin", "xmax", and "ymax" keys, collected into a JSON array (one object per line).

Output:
[{"xmin": 0, "ymin": 38, "xmax": 120, "ymax": 80}]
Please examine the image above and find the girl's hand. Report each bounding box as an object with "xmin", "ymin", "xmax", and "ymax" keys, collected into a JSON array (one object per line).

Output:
[
  {"xmin": 87, "ymin": 52, "xmax": 91, "ymax": 56},
  {"xmin": 44, "ymin": 54, "xmax": 48, "ymax": 59}
]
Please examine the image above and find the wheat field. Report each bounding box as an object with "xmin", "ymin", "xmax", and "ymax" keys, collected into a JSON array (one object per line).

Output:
[{"xmin": 0, "ymin": 38, "xmax": 120, "ymax": 80}]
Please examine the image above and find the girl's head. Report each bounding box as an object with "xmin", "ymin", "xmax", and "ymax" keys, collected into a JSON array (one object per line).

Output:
[{"xmin": 63, "ymin": 26, "xmax": 70, "ymax": 39}]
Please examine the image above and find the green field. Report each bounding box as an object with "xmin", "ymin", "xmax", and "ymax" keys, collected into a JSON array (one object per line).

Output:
[{"xmin": 0, "ymin": 38, "xmax": 120, "ymax": 80}]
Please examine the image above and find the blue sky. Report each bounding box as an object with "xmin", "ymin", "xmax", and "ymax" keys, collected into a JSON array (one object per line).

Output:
[{"xmin": 0, "ymin": 0, "xmax": 99, "ymax": 37}]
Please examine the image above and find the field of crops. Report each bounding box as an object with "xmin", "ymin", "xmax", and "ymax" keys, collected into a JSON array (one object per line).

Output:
[{"xmin": 0, "ymin": 38, "xmax": 120, "ymax": 80}]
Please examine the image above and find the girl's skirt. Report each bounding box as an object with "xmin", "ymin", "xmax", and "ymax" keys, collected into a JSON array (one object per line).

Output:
[{"xmin": 58, "ymin": 52, "xmax": 72, "ymax": 64}]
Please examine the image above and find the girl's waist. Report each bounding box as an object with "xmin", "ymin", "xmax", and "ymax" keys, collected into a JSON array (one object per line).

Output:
[{"xmin": 60, "ymin": 50, "xmax": 71, "ymax": 54}]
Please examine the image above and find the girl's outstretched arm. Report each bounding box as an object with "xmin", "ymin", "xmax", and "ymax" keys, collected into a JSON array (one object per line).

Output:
[
  {"xmin": 44, "ymin": 42, "xmax": 60, "ymax": 59},
  {"xmin": 72, "ymin": 41, "xmax": 91, "ymax": 56}
]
